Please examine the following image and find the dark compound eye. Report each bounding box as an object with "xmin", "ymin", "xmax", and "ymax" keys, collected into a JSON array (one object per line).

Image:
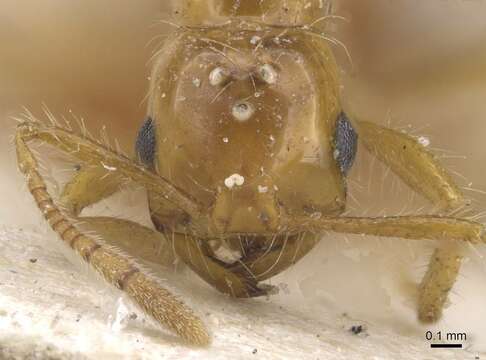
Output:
[
  {"xmin": 135, "ymin": 117, "xmax": 156, "ymax": 167},
  {"xmin": 334, "ymin": 112, "xmax": 358, "ymax": 175}
]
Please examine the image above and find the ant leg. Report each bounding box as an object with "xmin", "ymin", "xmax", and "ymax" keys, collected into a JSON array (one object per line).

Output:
[
  {"xmin": 353, "ymin": 118, "xmax": 469, "ymax": 323},
  {"xmin": 60, "ymin": 165, "xmax": 122, "ymax": 216},
  {"xmin": 15, "ymin": 121, "xmax": 210, "ymax": 345},
  {"xmin": 355, "ymin": 119, "xmax": 464, "ymax": 209},
  {"xmin": 57, "ymin": 144, "xmax": 178, "ymax": 266},
  {"xmin": 287, "ymin": 214, "xmax": 484, "ymax": 322},
  {"xmin": 77, "ymin": 217, "xmax": 176, "ymax": 267},
  {"xmin": 418, "ymin": 243, "xmax": 462, "ymax": 323},
  {"xmin": 16, "ymin": 120, "xmax": 203, "ymax": 220},
  {"xmin": 287, "ymin": 215, "xmax": 484, "ymax": 244}
]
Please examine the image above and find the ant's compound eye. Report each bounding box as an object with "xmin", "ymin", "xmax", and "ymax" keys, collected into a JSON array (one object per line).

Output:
[
  {"xmin": 135, "ymin": 116, "xmax": 156, "ymax": 167},
  {"xmin": 232, "ymin": 101, "xmax": 255, "ymax": 122},
  {"xmin": 209, "ymin": 67, "xmax": 230, "ymax": 86},
  {"xmin": 334, "ymin": 112, "xmax": 358, "ymax": 175},
  {"xmin": 257, "ymin": 64, "xmax": 278, "ymax": 84}
]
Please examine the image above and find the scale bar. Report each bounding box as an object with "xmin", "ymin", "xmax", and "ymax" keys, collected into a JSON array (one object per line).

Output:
[{"xmin": 430, "ymin": 344, "xmax": 462, "ymax": 349}]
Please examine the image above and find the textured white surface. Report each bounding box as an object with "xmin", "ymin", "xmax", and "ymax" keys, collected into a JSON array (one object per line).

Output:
[{"xmin": 0, "ymin": 227, "xmax": 475, "ymax": 360}]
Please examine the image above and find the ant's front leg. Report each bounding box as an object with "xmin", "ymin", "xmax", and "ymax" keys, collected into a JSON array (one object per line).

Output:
[
  {"xmin": 286, "ymin": 213, "xmax": 484, "ymax": 322},
  {"xmin": 15, "ymin": 119, "xmax": 210, "ymax": 345},
  {"xmin": 347, "ymin": 117, "xmax": 476, "ymax": 322}
]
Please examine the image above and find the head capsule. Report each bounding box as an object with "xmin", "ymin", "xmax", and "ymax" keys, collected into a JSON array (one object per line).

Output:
[{"xmin": 147, "ymin": 8, "xmax": 354, "ymax": 233}]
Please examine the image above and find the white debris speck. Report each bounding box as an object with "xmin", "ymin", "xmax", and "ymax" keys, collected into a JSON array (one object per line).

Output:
[
  {"xmin": 213, "ymin": 244, "xmax": 242, "ymax": 264},
  {"xmin": 269, "ymin": 135, "xmax": 275, "ymax": 143},
  {"xmin": 224, "ymin": 173, "xmax": 245, "ymax": 189},
  {"xmin": 250, "ymin": 35, "xmax": 261, "ymax": 45},
  {"xmin": 101, "ymin": 162, "xmax": 117, "ymax": 172},
  {"xmin": 192, "ymin": 78, "xmax": 201, "ymax": 87},
  {"xmin": 418, "ymin": 136, "xmax": 430, "ymax": 147},
  {"xmin": 258, "ymin": 185, "xmax": 269, "ymax": 194},
  {"xmin": 161, "ymin": 92, "xmax": 166, "ymax": 98},
  {"xmin": 110, "ymin": 298, "xmax": 131, "ymax": 332},
  {"xmin": 333, "ymin": 149, "xmax": 340, "ymax": 160},
  {"xmin": 223, "ymin": 137, "xmax": 229, "ymax": 143}
]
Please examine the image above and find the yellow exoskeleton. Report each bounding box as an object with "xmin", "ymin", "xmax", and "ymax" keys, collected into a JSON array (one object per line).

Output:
[{"xmin": 14, "ymin": 0, "xmax": 485, "ymax": 346}]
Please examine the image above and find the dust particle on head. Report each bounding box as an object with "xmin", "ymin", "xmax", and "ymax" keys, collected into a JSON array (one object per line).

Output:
[
  {"xmin": 250, "ymin": 36, "xmax": 261, "ymax": 45},
  {"xmin": 418, "ymin": 136, "xmax": 430, "ymax": 147},
  {"xmin": 258, "ymin": 185, "xmax": 268, "ymax": 193},
  {"xmin": 224, "ymin": 174, "xmax": 245, "ymax": 189}
]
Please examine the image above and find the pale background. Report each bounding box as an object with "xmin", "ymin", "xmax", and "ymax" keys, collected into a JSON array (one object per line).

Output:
[{"xmin": 1, "ymin": 1, "xmax": 486, "ymax": 359}]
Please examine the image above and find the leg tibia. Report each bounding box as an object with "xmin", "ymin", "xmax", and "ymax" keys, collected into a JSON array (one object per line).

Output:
[
  {"xmin": 418, "ymin": 245, "xmax": 463, "ymax": 323},
  {"xmin": 288, "ymin": 215, "xmax": 485, "ymax": 243}
]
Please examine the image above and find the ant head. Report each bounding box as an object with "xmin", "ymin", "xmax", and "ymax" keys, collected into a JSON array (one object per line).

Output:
[{"xmin": 147, "ymin": 27, "xmax": 350, "ymax": 231}]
